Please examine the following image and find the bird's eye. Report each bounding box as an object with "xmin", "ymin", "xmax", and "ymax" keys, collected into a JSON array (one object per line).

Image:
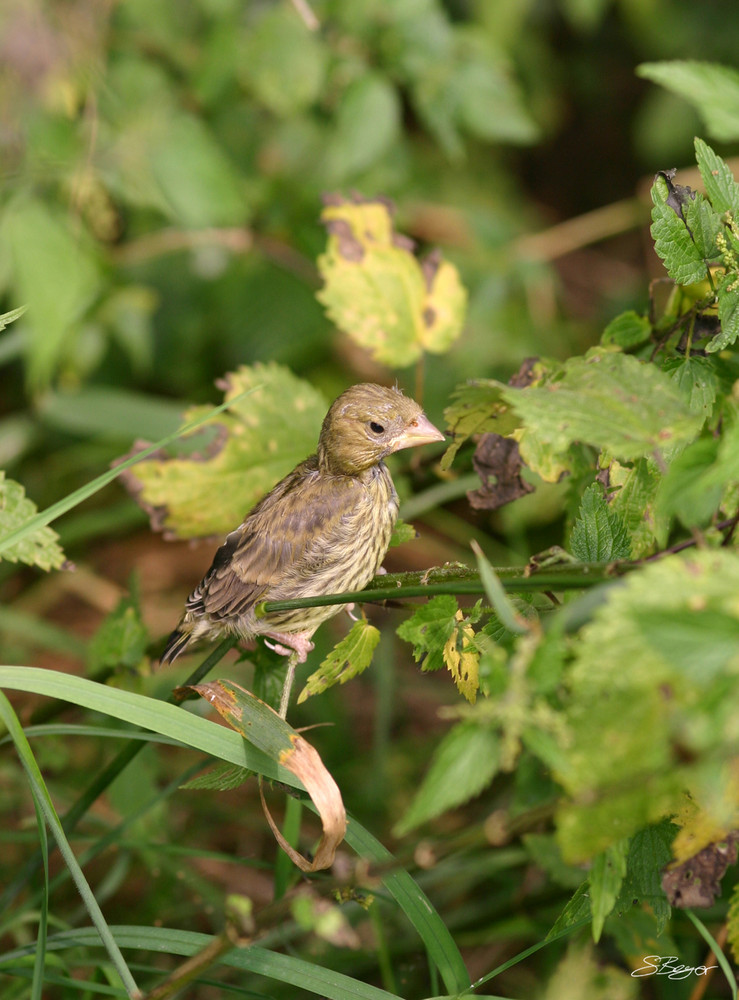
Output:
[{"xmin": 369, "ymin": 421, "xmax": 385, "ymax": 434}]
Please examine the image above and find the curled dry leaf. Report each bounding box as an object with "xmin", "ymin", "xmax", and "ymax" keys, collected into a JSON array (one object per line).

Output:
[
  {"xmin": 662, "ymin": 831, "xmax": 739, "ymax": 908},
  {"xmin": 185, "ymin": 679, "xmax": 346, "ymax": 872}
]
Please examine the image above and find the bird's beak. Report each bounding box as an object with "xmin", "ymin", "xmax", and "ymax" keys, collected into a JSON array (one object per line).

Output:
[{"xmin": 392, "ymin": 414, "xmax": 446, "ymax": 452}]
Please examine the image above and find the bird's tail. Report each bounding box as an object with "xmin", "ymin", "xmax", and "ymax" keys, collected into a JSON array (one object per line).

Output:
[{"xmin": 160, "ymin": 627, "xmax": 192, "ymax": 666}]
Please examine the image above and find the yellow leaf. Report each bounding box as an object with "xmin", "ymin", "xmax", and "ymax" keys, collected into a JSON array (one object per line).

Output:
[{"xmin": 443, "ymin": 610, "xmax": 479, "ymax": 703}]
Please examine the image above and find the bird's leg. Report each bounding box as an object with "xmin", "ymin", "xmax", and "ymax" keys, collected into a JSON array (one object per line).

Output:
[
  {"xmin": 279, "ymin": 651, "xmax": 299, "ymax": 719},
  {"xmin": 263, "ymin": 630, "xmax": 314, "ymax": 662},
  {"xmin": 345, "ymin": 602, "xmax": 358, "ymax": 621}
]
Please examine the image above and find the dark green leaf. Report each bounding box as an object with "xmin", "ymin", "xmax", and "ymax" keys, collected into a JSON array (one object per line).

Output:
[
  {"xmin": 570, "ymin": 483, "xmax": 631, "ymax": 561},
  {"xmin": 547, "ymin": 882, "xmax": 591, "ymax": 940},
  {"xmin": 180, "ymin": 763, "xmax": 251, "ymax": 791},
  {"xmin": 712, "ymin": 273, "xmax": 739, "ymax": 352},
  {"xmin": 394, "ymin": 721, "xmax": 500, "ymax": 835},
  {"xmin": 657, "ymin": 436, "xmax": 722, "ymax": 526},
  {"xmin": 615, "ymin": 822, "xmax": 675, "ymax": 932},
  {"xmin": 87, "ymin": 595, "xmax": 149, "ymax": 672},
  {"xmin": 662, "ymin": 356, "xmax": 719, "ymax": 420}
]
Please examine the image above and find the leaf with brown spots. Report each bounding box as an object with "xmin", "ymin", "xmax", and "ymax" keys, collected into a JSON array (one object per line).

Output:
[
  {"xmin": 119, "ymin": 363, "xmax": 326, "ymax": 539},
  {"xmin": 317, "ymin": 195, "xmax": 467, "ymax": 367}
]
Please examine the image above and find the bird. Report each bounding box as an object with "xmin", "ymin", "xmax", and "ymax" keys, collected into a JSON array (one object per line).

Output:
[{"xmin": 160, "ymin": 383, "xmax": 444, "ymax": 668}]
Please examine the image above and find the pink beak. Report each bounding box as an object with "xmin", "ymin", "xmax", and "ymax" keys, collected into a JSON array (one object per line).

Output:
[{"xmin": 392, "ymin": 413, "xmax": 446, "ymax": 452}]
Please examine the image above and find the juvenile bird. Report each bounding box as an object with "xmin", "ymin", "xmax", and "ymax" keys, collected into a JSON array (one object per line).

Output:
[{"xmin": 161, "ymin": 383, "xmax": 444, "ymax": 667}]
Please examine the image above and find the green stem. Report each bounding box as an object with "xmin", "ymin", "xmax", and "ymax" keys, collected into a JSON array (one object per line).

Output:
[{"xmin": 260, "ymin": 563, "xmax": 629, "ymax": 615}]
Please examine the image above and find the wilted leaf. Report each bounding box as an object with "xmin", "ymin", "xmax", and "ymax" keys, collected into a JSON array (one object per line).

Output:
[
  {"xmin": 0, "ymin": 472, "xmax": 65, "ymax": 571},
  {"xmin": 187, "ymin": 679, "xmax": 346, "ymax": 872},
  {"xmin": 443, "ymin": 609, "xmax": 480, "ymax": 703},
  {"xmin": 502, "ymin": 347, "xmax": 701, "ymax": 462},
  {"xmin": 467, "ymin": 434, "xmax": 534, "ymax": 510},
  {"xmin": 662, "ymin": 833, "xmax": 739, "ymax": 908},
  {"xmin": 298, "ymin": 620, "xmax": 380, "ymax": 703},
  {"xmin": 317, "ymin": 196, "xmax": 467, "ymax": 367},
  {"xmin": 570, "ymin": 483, "xmax": 631, "ymax": 562},
  {"xmin": 120, "ymin": 363, "xmax": 326, "ymax": 539},
  {"xmin": 394, "ymin": 721, "xmax": 500, "ymax": 835}
]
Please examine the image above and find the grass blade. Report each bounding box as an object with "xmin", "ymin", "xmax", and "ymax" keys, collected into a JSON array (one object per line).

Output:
[
  {"xmin": 30, "ymin": 798, "xmax": 48, "ymax": 1000},
  {"xmin": 685, "ymin": 910, "xmax": 737, "ymax": 1000},
  {"xmin": 0, "ymin": 692, "xmax": 140, "ymax": 999}
]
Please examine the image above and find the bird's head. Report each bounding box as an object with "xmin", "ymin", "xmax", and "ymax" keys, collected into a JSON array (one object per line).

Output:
[{"xmin": 318, "ymin": 383, "xmax": 445, "ymax": 475}]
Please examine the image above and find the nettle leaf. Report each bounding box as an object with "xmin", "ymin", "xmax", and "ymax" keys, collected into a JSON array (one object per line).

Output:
[
  {"xmin": 0, "ymin": 472, "xmax": 65, "ymax": 571},
  {"xmin": 601, "ymin": 310, "xmax": 652, "ymax": 349},
  {"xmin": 695, "ymin": 137, "xmax": 739, "ymax": 216},
  {"xmin": 650, "ymin": 174, "xmax": 713, "ymax": 285},
  {"xmin": 396, "ymin": 594, "xmax": 460, "ymax": 673},
  {"xmin": 121, "ymin": 363, "xmax": 326, "ymax": 539},
  {"xmin": 606, "ymin": 458, "xmax": 669, "ymax": 558},
  {"xmin": 317, "ymin": 196, "xmax": 467, "ymax": 368},
  {"xmin": 638, "ymin": 61, "xmax": 739, "ymax": 142},
  {"xmin": 502, "ymin": 347, "xmax": 701, "ymax": 464},
  {"xmin": 87, "ymin": 594, "xmax": 149, "ymax": 672},
  {"xmin": 441, "ymin": 379, "xmax": 518, "ymax": 470},
  {"xmin": 389, "ymin": 518, "xmax": 417, "ymax": 548},
  {"xmin": 394, "ymin": 721, "xmax": 500, "ymax": 836},
  {"xmin": 662, "ymin": 356, "xmax": 719, "ymax": 421},
  {"xmin": 615, "ymin": 821, "xmax": 675, "ymax": 932},
  {"xmin": 570, "ymin": 483, "xmax": 631, "ymax": 562},
  {"xmin": 298, "ymin": 620, "xmax": 380, "ymax": 704},
  {"xmin": 711, "ymin": 272, "xmax": 739, "ymax": 352}
]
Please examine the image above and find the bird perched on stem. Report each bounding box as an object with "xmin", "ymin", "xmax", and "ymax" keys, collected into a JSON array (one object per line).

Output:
[{"xmin": 161, "ymin": 383, "xmax": 444, "ymax": 668}]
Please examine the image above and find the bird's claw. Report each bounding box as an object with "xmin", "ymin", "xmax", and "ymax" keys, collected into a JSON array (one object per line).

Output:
[
  {"xmin": 345, "ymin": 602, "xmax": 359, "ymax": 621},
  {"xmin": 263, "ymin": 631, "xmax": 315, "ymax": 663}
]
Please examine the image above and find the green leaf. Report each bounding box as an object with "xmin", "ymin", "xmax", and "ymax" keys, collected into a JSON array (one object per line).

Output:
[
  {"xmin": 0, "ymin": 472, "xmax": 65, "ymax": 571},
  {"xmin": 394, "ymin": 721, "xmax": 500, "ymax": 835},
  {"xmin": 638, "ymin": 61, "xmax": 739, "ymax": 142},
  {"xmin": 615, "ymin": 821, "xmax": 675, "ymax": 932},
  {"xmin": 650, "ymin": 174, "xmax": 712, "ymax": 285},
  {"xmin": 0, "ymin": 304, "xmax": 27, "ymax": 331},
  {"xmin": 601, "ymin": 310, "xmax": 652, "ymax": 349},
  {"xmin": 657, "ymin": 436, "xmax": 722, "ymax": 526},
  {"xmin": 298, "ymin": 620, "xmax": 380, "ymax": 703},
  {"xmin": 607, "ymin": 458, "xmax": 668, "ymax": 557},
  {"xmin": 590, "ymin": 838, "xmax": 629, "ymax": 943},
  {"xmin": 441, "ymin": 378, "xmax": 518, "ymax": 470},
  {"xmin": 570, "ymin": 483, "xmax": 631, "ymax": 562},
  {"xmin": 472, "ymin": 541, "xmax": 529, "ymax": 633},
  {"xmin": 547, "ymin": 882, "xmax": 591, "ymax": 940},
  {"xmin": 87, "ymin": 594, "xmax": 149, "ymax": 672},
  {"xmin": 121, "ymin": 363, "xmax": 327, "ymax": 539},
  {"xmin": 317, "ymin": 197, "xmax": 467, "ymax": 368},
  {"xmin": 502, "ymin": 347, "xmax": 701, "ymax": 462},
  {"xmin": 3, "ymin": 197, "xmax": 101, "ymax": 391},
  {"xmin": 389, "ymin": 518, "xmax": 417, "ymax": 547},
  {"xmin": 712, "ymin": 273, "xmax": 739, "ymax": 352},
  {"xmin": 662, "ymin": 356, "xmax": 719, "ymax": 420},
  {"xmin": 396, "ymin": 594, "xmax": 459, "ymax": 672},
  {"xmin": 148, "ymin": 113, "xmax": 248, "ymax": 227},
  {"xmin": 180, "ymin": 762, "xmax": 251, "ymax": 791},
  {"xmin": 241, "ymin": 5, "xmax": 327, "ymax": 117},
  {"xmin": 325, "ymin": 74, "xmax": 401, "ymax": 181},
  {"xmin": 695, "ymin": 137, "xmax": 739, "ymax": 216}
]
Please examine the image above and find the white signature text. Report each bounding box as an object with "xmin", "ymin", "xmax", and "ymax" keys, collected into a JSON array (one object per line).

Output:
[{"xmin": 631, "ymin": 955, "xmax": 718, "ymax": 980}]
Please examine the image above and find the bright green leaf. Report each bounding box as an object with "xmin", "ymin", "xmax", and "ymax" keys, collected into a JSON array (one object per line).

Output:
[
  {"xmin": 650, "ymin": 174, "xmax": 712, "ymax": 285},
  {"xmin": 607, "ymin": 458, "xmax": 668, "ymax": 557},
  {"xmin": 662, "ymin": 356, "xmax": 719, "ymax": 420},
  {"xmin": 0, "ymin": 472, "xmax": 65, "ymax": 571},
  {"xmin": 0, "ymin": 305, "xmax": 27, "ymax": 331},
  {"xmin": 3, "ymin": 198, "xmax": 101, "ymax": 390},
  {"xmin": 396, "ymin": 594, "xmax": 459, "ymax": 672},
  {"xmin": 502, "ymin": 348, "xmax": 701, "ymax": 462},
  {"xmin": 601, "ymin": 310, "xmax": 652, "ymax": 348},
  {"xmin": 298, "ymin": 620, "xmax": 380, "ymax": 703},
  {"xmin": 394, "ymin": 721, "xmax": 500, "ymax": 835},
  {"xmin": 389, "ymin": 518, "xmax": 417, "ymax": 547},
  {"xmin": 657, "ymin": 436, "xmax": 722, "ymax": 526},
  {"xmin": 317, "ymin": 198, "xmax": 467, "ymax": 368},
  {"xmin": 590, "ymin": 838, "xmax": 629, "ymax": 942},
  {"xmin": 695, "ymin": 137, "xmax": 739, "ymax": 216},
  {"xmin": 638, "ymin": 61, "xmax": 739, "ymax": 142},
  {"xmin": 711, "ymin": 273, "xmax": 739, "ymax": 352},
  {"xmin": 570, "ymin": 483, "xmax": 631, "ymax": 562},
  {"xmin": 121, "ymin": 363, "xmax": 326, "ymax": 539}
]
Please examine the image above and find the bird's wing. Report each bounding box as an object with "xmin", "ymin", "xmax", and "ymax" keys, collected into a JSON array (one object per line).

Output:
[{"xmin": 189, "ymin": 462, "xmax": 359, "ymax": 621}]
